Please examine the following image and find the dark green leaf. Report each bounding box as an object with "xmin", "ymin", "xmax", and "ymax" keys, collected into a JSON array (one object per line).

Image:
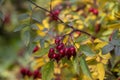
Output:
[
  {"xmin": 14, "ymin": 24, "xmax": 27, "ymax": 32},
  {"xmin": 30, "ymin": 24, "xmax": 39, "ymax": 30},
  {"xmin": 102, "ymin": 44, "xmax": 114, "ymax": 54},
  {"xmin": 114, "ymin": 46, "xmax": 120, "ymax": 56},
  {"xmin": 80, "ymin": 56, "xmax": 92, "ymax": 79},
  {"xmin": 21, "ymin": 30, "xmax": 30, "ymax": 46},
  {"xmin": 41, "ymin": 61, "xmax": 54, "ymax": 80},
  {"xmin": 0, "ymin": 0, "xmax": 4, "ymax": 5},
  {"xmin": 18, "ymin": 13, "xmax": 29, "ymax": 20},
  {"xmin": 33, "ymin": 36, "xmax": 42, "ymax": 42},
  {"xmin": 32, "ymin": 10, "xmax": 45, "ymax": 23},
  {"xmin": 110, "ymin": 39, "xmax": 120, "ymax": 46},
  {"xmin": 112, "ymin": 29, "xmax": 119, "ymax": 39},
  {"xmin": 40, "ymin": 39, "xmax": 45, "ymax": 48},
  {"xmin": 79, "ymin": 45, "xmax": 95, "ymax": 56},
  {"xmin": 0, "ymin": 11, "xmax": 3, "ymax": 20}
]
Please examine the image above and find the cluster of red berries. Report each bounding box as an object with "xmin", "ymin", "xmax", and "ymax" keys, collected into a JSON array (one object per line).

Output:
[
  {"xmin": 49, "ymin": 10, "xmax": 60, "ymax": 21},
  {"xmin": 48, "ymin": 37, "xmax": 76, "ymax": 62},
  {"xmin": 89, "ymin": 7, "xmax": 99, "ymax": 15},
  {"xmin": 20, "ymin": 68, "xmax": 41, "ymax": 79}
]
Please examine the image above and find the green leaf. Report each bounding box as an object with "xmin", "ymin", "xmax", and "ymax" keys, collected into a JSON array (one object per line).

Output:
[
  {"xmin": 80, "ymin": 56, "xmax": 92, "ymax": 79},
  {"xmin": 112, "ymin": 29, "xmax": 119, "ymax": 39},
  {"xmin": 30, "ymin": 24, "xmax": 39, "ymax": 30},
  {"xmin": 34, "ymin": 47, "xmax": 50, "ymax": 57},
  {"xmin": 40, "ymin": 39, "xmax": 45, "ymax": 48},
  {"xmin": 0, "ymin": 11, "xmax": 3, "ymax": 20},
  {"xmin": 14, "ymin": 24, "xmax": 27, "ymax": 32},
  {"xmin": 79, "ymin": 45, "xmax": 95, "ymax": 56},
  {"xmin": 76, "ymin": 35, "xmax": 88, "ymax": 43},
  {"xmin": 114, "ymin": 46, "xmax": 120, "ymax": 56},
  {"xmin": 21, "ymin": 30, "xmax": 30, "ymax": 46},
  {"xmin": 18, "ymin": 13, "xmax": 29, "ymax": 20},
  {"xmin": 0, "ymin": 0, "xmax": 4, "ymax": 5},
  {"xmin": 32, "ymin": 10, "xmax": 45, "ymax": 23},
  {"xmin": 102, "ymin": 44, "xmax": 114, "ymax": 54},
  {"xmin": 33, "ymin": 36, "xmax": 42, "ymax": 42},
  {"xmin": 72, "ymin": 57, "xmax": 80, "ymax": 74},
  {"xmin": 41, "ymin": 61, "xmax": 54, "ymax": 80},
  {"xmin": 110, "ymin": 39, "xmax": 120, "ymax": 46}
]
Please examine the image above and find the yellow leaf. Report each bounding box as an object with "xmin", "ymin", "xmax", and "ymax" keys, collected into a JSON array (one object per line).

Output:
[
  {"xmin": 37, "ymin": 24, "xmax": 44, "ymax": 30},
  {"xmin": 42, "ymin": 18, "xmax": 49, "ymax": 28},
  {"xmin": 75, "ymin": 43, "xmax": 80, "ymax": 48},
  {"xmin": 97, "ymin": 63, "xmax": 105, "ymax": 80},
  {"xmin": 58, "ymin": 24, "xmax": 65, "ymax": 33},
  {"xmin": 95, "ymin": 42, "xmax": 108, "ymax": 50},
  {"xmin": 94, "ymin": 39, "xmax": 103, "ymax": 43},
  {"xmin": 107, "ymin": 23, "xmax": 120, "ymax": 29},
  {"xmin": 81, "ymin": 39, "xmax": 92, "ymax": 44},
  {"xmin": 37, "ymin": 30, "xmax": 46, "ymax": 37}
]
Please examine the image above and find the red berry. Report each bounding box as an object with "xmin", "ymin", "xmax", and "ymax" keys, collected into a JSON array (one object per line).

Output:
[
  {"xmin": 48, "ymin": 48, "xmax": 55, "ymax": 59},
  {"xmin": 59, "ymin": 49, "xmax": 65, "ymax": 57},
  {"xmin": 27, "ymin": 70, "xmax": 33, "ymax": 77},
  {"xmin": 54, "ymin": 10, "xmax": 60, "ymax": 15},
  {"xmin": 33, "ymin": 70, "xmax": 41, "ymax": 79},
  {"xmin": 93, "ymin": 9, "xmax": 98, "ymax": 15},
  {"xmin": 49, "ymin": 10, "xmax": 60, "ymax": 21},
  {"xmin": 20, "ymin": 68, "xmax": 27, "ymax": 76},
  {"xmin": 49, "ymin": 48, "xmax": 55, "ymax": 53},
  {"xmin": 56, "ymin": 43, "xmax": 64, "ymax": 51},
  {"xmin": 20, "ymin": 68, "xmax": 32, "ymax": 77},
  {"xmin": 65, "ymin": 47, "xmax": 72, "ymax": 59},
  {"xmin": 33, "ymin": 46, "xmax": 39, "ymax": 53},
  {"xmin": 70, "ymin": 46, "xmax": 75, "ymax": 52},
  {"xmin": 70, "ymin": 46, "xmax": 76, "ymax": 57},
  {"xmin": 55, "ymin": 37, "xmax": 61, "ymax": 45},
  {"xmin": 89, "ymin": 7, "xmax": 94, "ymax": 12},
  {"xmin": 64, "ymin": 47, "xmax": 69, "ymax": 55},
  {"xmin": 52, "ymin": 53, "xmax": 60, "ymax": 62}
]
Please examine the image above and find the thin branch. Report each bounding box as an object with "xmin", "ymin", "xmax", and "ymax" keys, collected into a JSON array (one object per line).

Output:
[
  {"xmin": 50, "ymin": 0, "xmax": 52, "ymax": 12},
  {"xmin": 62, "ymin": 29, "xmax": 96, "ymax": 39},
  {"xmin": 28, "ymin": 0, "xmax": 50, "ymax": 13}
]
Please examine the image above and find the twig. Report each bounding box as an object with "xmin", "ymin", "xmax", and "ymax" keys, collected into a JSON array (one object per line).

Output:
[{"xmin": 28, "ymin": 0, "xmax": 50, "ymax": 13}]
